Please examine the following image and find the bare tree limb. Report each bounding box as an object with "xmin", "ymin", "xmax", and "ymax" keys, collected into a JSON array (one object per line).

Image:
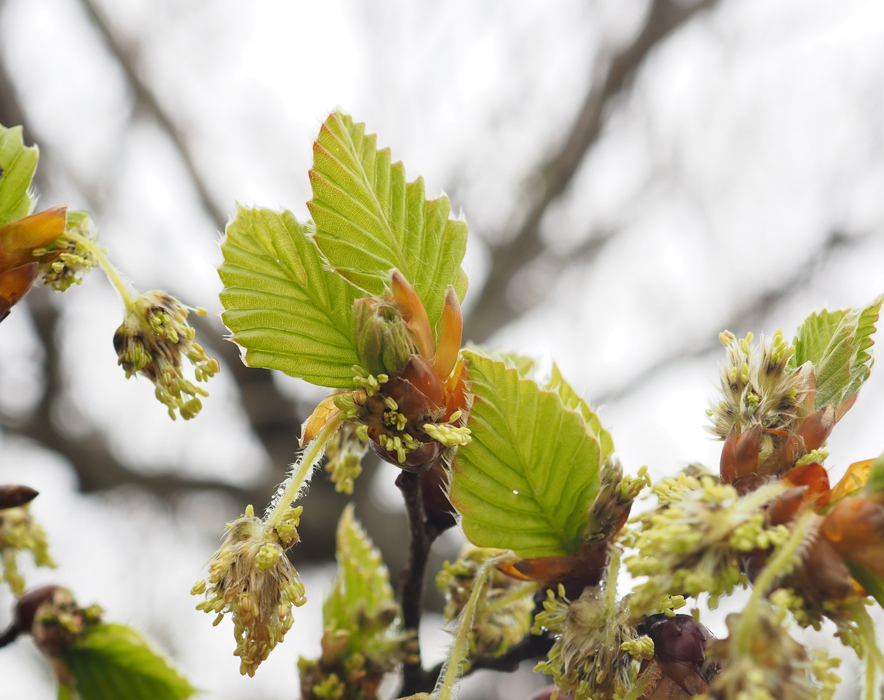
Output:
[
  {"xmin": 424, "ymin": 631, "xmax": 556, "ymax": 688},
  {"xmin": 0, "ymin": 39, "xmax": 27, "ymax": 141},
  {"xmin": 397, "ymin": 471, "xmax": 440, "ymax": 697},
  {"xmin": 78, "ymin": 0, "xmax": 228, "ymax": 231},
  {"xmin": 596, "ymin": 229, "xmax": 861, "ymax": 405},
  {"xmin": 0, "ymin": 623, "xmax": 20, "ymax": 649},
  {"xmin": 464, "ymin": 0, "xmax": 718, "ymax": 343}
]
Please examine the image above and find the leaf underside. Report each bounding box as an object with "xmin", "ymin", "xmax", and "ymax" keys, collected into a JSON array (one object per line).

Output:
[
  {"xmin": 219, "ymin": 206, "xmax": 361, "ymax": 388},
  {"xmin": 793, "ymin": 297, "xmax": 882, "ymax": 409},
  {"xmin": 0, "ymin": 123, "xmax": 38, "ymax": 227},
  {"xmin": 60, "ymin": 624, "xmax": 196, "ymax": 700},
  {"xmin": 450, "ymin": 351, "xmax": 602, "ymax": 559},
  {"xmin": 308, "ymin": 112, "xmax": 468, "ymax": 338}
]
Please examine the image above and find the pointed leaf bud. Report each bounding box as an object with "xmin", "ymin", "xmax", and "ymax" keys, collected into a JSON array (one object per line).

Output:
[
  {"xmin": 0, "ymin": 485, "xmax": 39, "ymax": 510},
  {"xmin": 390, "ymin": 270, "xmax": 435, "ymax": 361},
  {"xmin": 434, "ymin": 286, "xmax": 463, "ymax": 381},
  {"xmin": 0, "ymin": 206, "xmax": 67, "ymax": 270},
  {"xmin": 352, "ymin": 296, "xmax": 413, "ymax": 377}
]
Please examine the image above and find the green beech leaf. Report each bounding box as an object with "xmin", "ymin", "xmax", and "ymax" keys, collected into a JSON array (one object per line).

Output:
[
  {"xmin": 307, "ymin": 112, "xmax": 468, "ymax": 336},
  {"xmin": 450, "ymin": 351, "xmax": 602, "ymax": 559},
  {"xmin": 793, "ymin": 297, "xmax": 882, "ymax": 409},
  {"xmin": 546, "ymin": 363, "xmax": 614, "ymax": 463},
  {"xmin": 59, "ymin": 624, "xmax": 196, "ymax": 700},
  {"xmin": 847, "ymin": 563, "xmax": 884, "ymax": 611},
  {"xmin": 323, "ymin": 503, "xmax": 395, "ymax": 633},
  {"xmin": 0, "ymin": 123, "xmax": 38, "ymax": 227},
  {"xmin": 219, "ymin": 206, "xmax": 361, "ymax": 388}
]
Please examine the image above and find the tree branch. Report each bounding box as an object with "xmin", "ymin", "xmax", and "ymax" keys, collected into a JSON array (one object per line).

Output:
[
  {"xmin": 77, "ymin": 0, "xmax": 228, "ymax": 231},
  {"xmin": 596, "ymin": 229, "xmax": 861, "ymax": 405},
  {"xmin": 396, "ymin": 471, "xmax": 440, "ymax": 696},
  {"xmin": 0, "ymin": 623, "xmax": 20, "ymax": 649},
  {"xmin": 422, "ymin": 631, "xmax": 556, "ymax": 692},
  {"xmin": 464, "ymin": 0, "xmax": 718, "ymax": 343},
  {"xmin": 467, "ymin": 631, "xmax": 554, "ymax": 673},
  {"xmin": 0, "ymin": 31, "xmax": 27, "ymax": 139}
]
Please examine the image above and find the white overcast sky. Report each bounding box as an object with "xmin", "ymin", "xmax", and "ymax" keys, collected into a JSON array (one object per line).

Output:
[{"xmin": 2, "ymin": 0, "xmax": 884, "ymax": 698}]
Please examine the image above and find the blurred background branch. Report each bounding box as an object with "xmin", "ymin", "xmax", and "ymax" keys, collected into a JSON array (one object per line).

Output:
[
  {"xmin": 0, "ymin": 0, "xmax": 879, "ymax": 696},
  {"xmin": 464, "ymin": 0, "xmax": 717, "ymax": 342}
]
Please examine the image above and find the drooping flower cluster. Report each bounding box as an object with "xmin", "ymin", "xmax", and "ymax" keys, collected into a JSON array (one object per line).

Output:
[
  {"xmin": 702, "ymin": 604, "xmax": 840, "ymax": 700},
  {"xmin": 323, "ymin": 422, "xmax": 368, "ymax": 495},
  {"xmin": 114, "ymin": 290, "xmax": 220, "ymax": 420},
  {"xmin": 0, "ymin": 501, "xmax": 56, "ymax": 595},
  {"xmin": 34, "ymin": 210, "xmax": 99, "ymax": 291},
  {"xmin": 533, "ymin": 580, "xmax": 642, "ymax": 700},
  {"xmin": 625, "ymin": 469, "xmax": 791, "ymax": 614},
  {"xmin": 709, "ymin": 330, "xmax": 850, "ymax": 484},
  {"xmin": 436, "ymin": 546, "xmax": 535, "ymax": 659},
  {"xmin": 192, "ymin": 505, "xmax": 307, "ymax": 676}
]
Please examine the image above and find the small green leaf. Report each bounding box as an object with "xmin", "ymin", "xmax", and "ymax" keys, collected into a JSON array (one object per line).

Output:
[
  {"xmin": 323, "ymin": 503, "xmax": 395, "ymax": 633},
  {"xmin": 847, "ymin": 563, "xmax": 884, "ymax": 611},
  {"xmin": 546, "ymin": 364, "xmax": 614, "ymax": 463},
  {"xmin": 866, "ymin": 451, "xmax": 884, "ymax": 495},
  {"xmin": 793, "ymin": 297, "xmax": 882, "ymax": 409},
  {"xmin": 219, "ymin": 206, "xmax": 361, "ymax": 388},
  {"xmin": 60, "ymin": 624, "xmax": 196, "ymax": 700},
  {"xmin": 0, "ymin": 123, "xmax": 38, "ymax": 227},
  {"xmin": 308, "ymin": 112, "xmax": 468, "ymax": 337},
  {"xmin": 450, "ymin": 351, "xmax": 602, "ymax": 559}
]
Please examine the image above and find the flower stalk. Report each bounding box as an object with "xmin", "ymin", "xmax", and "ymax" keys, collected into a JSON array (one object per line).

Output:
[
  {"xmin": 265, "ymin": 412, "xmax": 345, "ymax": 529},
  {"xmin": 735, "ymin": 508, "xmax": 816, "ymax": 655},
  {"xmin": 64, "ymin": 229, "xmax": 134, "ymax": 309},
  {"xmin": 433, "ymin": 554, "xmax": 506, "ymax": 700}
]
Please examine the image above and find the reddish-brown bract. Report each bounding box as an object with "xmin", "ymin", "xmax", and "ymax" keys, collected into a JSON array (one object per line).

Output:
[{"xmin": 0, "ymin": 206, "xmax": 67, "ymax": 321}]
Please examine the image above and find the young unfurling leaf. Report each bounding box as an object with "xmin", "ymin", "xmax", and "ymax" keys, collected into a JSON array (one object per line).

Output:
[
  {"xmin": 793, "ymin": 297, "xmax": 882, "ymax": 410},
  {"xmin": 323, "ymin": 503, "xmax": 397, "ymax": 633},
  {"xmin": 450, "ymin": 351, "xmax": 602, "ymax": 559},
  {"xmin": 299, "ymin": 505, "xmax": 404, "ymax": 700}
]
